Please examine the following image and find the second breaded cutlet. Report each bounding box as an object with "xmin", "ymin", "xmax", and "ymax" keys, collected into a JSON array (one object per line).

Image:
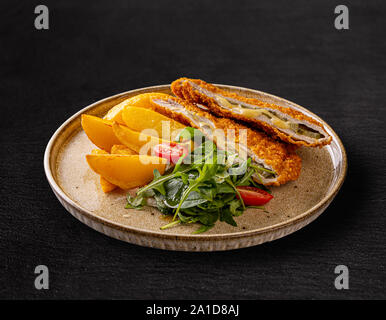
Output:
[{"xmin": 145, "ymin": 94, "xmax": 301, "ymax": 186}]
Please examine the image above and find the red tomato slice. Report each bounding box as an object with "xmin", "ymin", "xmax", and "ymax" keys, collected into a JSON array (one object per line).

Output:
[
  {"xmin": 236, "ymin": 186, "xmax": 273, "ymax": 206},
  {"xmin": 153, "ymin": 143, "xmax": 188, "ymax": 164}
]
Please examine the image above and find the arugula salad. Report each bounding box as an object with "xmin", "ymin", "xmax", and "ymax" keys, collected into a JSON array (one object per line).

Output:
[{"xmin": 125, "ymin": 127, "xmax": 273, "ymax": 233}]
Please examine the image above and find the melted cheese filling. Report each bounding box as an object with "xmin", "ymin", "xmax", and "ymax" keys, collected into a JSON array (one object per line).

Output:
[{"xmin": 215, "ymin": 96, "xmax": 322, "ymax": 139}]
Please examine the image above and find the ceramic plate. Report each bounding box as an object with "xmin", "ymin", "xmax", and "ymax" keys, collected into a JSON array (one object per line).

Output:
[{"xmin": 44, "ymin": 84, "xmax": 347, "ymax": 251}]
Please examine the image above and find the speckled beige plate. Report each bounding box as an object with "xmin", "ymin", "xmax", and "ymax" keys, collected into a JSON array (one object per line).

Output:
[{"xmin": 44, "ymin": 84, "xmax": 347, "ymax": 251}]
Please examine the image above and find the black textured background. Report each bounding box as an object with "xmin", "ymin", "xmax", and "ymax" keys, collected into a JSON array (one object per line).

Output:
[{"xmin": 1, "ymin": 0, "xmax": 385, "ymax": 299}]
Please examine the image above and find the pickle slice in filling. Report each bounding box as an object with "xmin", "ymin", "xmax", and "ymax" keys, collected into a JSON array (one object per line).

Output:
[
  {"xmin": 218, "ymin": 97, "xmax": 324, "ymax": 140},
  {"xmin": 289, "ymin": 123, "xmax": 322, "ymax": 139}
]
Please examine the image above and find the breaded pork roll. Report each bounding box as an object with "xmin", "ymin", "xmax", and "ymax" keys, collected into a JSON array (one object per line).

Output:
[{"xmin": 171, "ymin": 78, "xmax": 332, "ymax": 147}]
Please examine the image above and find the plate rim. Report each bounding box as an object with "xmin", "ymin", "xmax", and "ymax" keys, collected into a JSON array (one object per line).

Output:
[{"xmin": 44, "ymin": 84, "xmax": 348, "ymax": 242}]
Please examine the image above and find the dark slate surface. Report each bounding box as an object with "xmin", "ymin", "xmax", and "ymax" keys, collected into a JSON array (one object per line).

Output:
[{"xmin": 1, "ymin": 0, "xmax": 385, "ymax": 299}]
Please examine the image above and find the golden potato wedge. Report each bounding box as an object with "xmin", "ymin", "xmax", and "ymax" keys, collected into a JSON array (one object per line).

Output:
[
  {"xmin": 86, "ymin": 154, "xmax": 167, "ymax": 190},
  {"xmin": 122, "ymin": 106, "xmax": 185, "ymax": 141},
  {"xmin": 103, "ymin": 93, "xmax": 171, "ymax": 125},
  {"xmin": 111, "ymin": 144, "xmax": 137, "ymax": 155},
  {"xmin": 91, "ymin": 149, "xmax": 117, "ymax": 193},
  {"xmin": 99, "ymin": 176, "xmax": 117, "ymax": 193},
  {"xmin": 81, "ymin": 114, "xmax": 121, "ymax": 152},
  {"xmin": 112, "ymin": 123, "xmax": 172, "ymax": 155},
  {"xmin": 91, "ymin": 149, "xmax": 108, "ymax": 155},
  {"xmin": 124, "ymin": 92, "xmax": 171, "ymax": 109},
  {"xmin": 103, "ymin": 99, "xmax": 131, "ymax": 124}
]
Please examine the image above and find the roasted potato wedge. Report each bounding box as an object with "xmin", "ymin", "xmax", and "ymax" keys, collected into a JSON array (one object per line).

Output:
[
  {"xmin": 111, "ymin": 144, "xmax": 137, "ymax": 155},
  {"xmin": 91, "ymin": 149, "xmax": 118, "ymax": 193},
  {"xmin": 112, "ymin": 123, "xmax": 175, "ymax": 155},
  {"xmin": 86, "ymin": 154, "xmax": 167, "ymax": 189},
  {"xmin": 122, "ymin": 106, "xmax": 185, "ymax": 141},
  {"xmin": 81, "ymin": 115, "xmax": 121, "ymax": 152},
  {"xmin": 103, "ymin": 93, "xmax": 171, "ymax": 125}
]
